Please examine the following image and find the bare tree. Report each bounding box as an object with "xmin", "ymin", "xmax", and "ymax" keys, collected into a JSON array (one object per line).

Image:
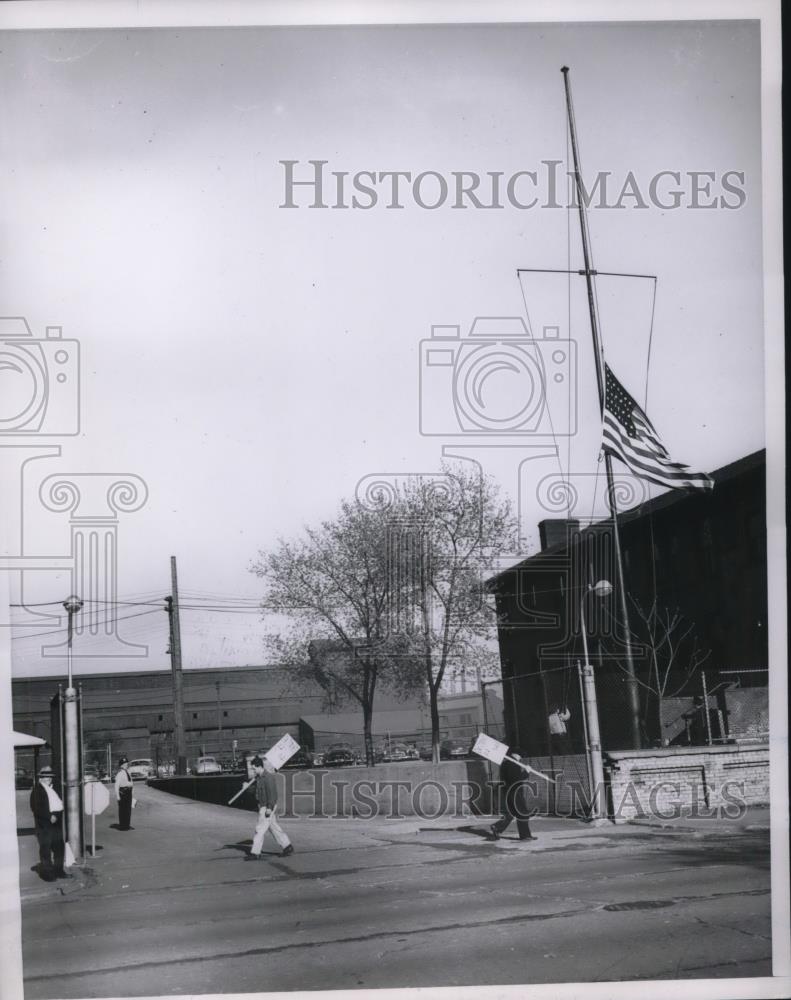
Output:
[
  {"xmin": 627, "ymin": 597, "xmax": 711, "ymax": 744},
  {"xmin": 251, "ymin": 500, "xmax": 421, "ymax": 765}
]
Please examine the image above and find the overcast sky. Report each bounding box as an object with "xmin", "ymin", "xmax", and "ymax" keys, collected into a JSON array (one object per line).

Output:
[{"xmin": 1, "ymin": 18, "xmax": 767, "ymax": 676}]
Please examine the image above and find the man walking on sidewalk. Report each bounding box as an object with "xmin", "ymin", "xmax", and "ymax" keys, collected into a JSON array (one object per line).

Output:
[
  {"xmin": 487, "ymin": 747, "xmax": 538, "ymax": 842},
  {"xmin": 246, "ymin": 756, "xmax": 294, "ymax": 860}
]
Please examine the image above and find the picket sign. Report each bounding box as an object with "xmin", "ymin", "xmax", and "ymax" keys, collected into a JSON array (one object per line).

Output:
[
  {"xmin": 472, "ymin": 733, "xmax": 556, "ymax": 785},
  {"xmin": 265, "ymin": 734, "xmax": 300, "ymax": 770},
  {"xmin": 227, "ymin": 734, "xmax": 302, "ymax": 805}
]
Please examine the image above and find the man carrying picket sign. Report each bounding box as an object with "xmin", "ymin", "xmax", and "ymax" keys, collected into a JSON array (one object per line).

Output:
[
  {"xmin": 487, "ymin": 747, "xmax": 538, "ymax": 842},
  {"xmin": 245, "ymin": 756, "xmax": 294, "ymax": 861}
]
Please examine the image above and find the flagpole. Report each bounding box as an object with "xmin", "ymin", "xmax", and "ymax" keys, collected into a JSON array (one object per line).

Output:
[{"xmin": 561, "ymin": 66, "xmax": 642, "ymax": 750}]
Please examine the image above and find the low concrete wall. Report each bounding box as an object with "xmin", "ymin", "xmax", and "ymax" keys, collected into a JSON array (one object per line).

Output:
[
  {"xmin": 605, "ymin": 743, "xmax": 769, "ymax": 823},
  {"xmin": 150, "ymin": 760, "xmax": 494, "ymax": 818}
]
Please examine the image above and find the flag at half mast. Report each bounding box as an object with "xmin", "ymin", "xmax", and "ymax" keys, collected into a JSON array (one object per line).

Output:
[{"xmin": 602, "ymin": 364, "xmax": 714, "ymax": 492}]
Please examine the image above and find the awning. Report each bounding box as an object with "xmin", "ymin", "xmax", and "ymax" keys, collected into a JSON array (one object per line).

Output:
[{"xmin": 13, "ymin": 731, "xmax": 46, "ymax": 748}]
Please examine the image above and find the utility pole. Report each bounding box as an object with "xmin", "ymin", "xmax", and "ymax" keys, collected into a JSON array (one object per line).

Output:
[
  {"xmin": 216, "ymin": 679, "xmax": 222, "ymax": 734},
  {"xmin": 164, "ymin": 556, "xmax": 187, "ymax": 775}
]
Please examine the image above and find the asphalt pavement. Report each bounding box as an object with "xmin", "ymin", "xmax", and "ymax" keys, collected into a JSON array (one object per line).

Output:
[{"xmin": 15, "ymin": 782, "xmax": 781, "ymax": 998}]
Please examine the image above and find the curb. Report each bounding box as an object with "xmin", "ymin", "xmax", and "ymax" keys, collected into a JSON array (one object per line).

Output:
[{"xmin": 21, "ymin": 865, "xmax": 94, "ymax": 903}]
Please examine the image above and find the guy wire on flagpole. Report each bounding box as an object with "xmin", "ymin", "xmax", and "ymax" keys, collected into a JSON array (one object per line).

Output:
[{"xmin": 560, "ymin": 65, "xmax": 642, "ymax": 750}]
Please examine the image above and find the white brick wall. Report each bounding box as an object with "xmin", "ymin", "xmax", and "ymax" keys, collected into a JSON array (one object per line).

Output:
[{"xmin": 605, "ymin": 744, "xmax": 769, "ymax": 822}]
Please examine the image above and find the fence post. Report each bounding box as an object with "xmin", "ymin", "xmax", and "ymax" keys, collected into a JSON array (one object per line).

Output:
[{"xmin": 702, "ymin": 670, "xmax": 712, "ymax": 746}]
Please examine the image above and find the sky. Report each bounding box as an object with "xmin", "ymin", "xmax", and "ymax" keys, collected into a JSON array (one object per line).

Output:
[{"xmin": 0, "ymin": 16, "xmax": 769, "ymax": 677}]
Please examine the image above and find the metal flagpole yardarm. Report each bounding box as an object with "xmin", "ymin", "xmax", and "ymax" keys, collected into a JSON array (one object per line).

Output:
[{"xmin": 560, "ymin": 66, "xmax": 642, "ymax": 750}]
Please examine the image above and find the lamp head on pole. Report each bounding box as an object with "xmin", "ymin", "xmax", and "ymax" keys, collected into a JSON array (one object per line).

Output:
[
  {"xmin": 590, "ymin": 580, "xmax": 613, "ymax": 599},
  {"xmin": 63, "ymin": 595, "xmax": 83, "ymax": 616}
]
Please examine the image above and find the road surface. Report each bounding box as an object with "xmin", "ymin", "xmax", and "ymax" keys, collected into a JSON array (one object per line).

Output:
[{"xmin": 18, "ymin": 783, "xmax": 772, "ymax": 997}]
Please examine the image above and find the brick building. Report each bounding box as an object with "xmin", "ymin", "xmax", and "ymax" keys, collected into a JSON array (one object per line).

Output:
[{"xmin": 486, "ymin": 451, "xmax": 768, "ymax": 756}]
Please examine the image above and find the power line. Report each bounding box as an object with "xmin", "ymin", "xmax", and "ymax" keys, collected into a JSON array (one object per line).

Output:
[{"xmin": 8, "ymin": 608, "xmax": 164, "ymax": 641}]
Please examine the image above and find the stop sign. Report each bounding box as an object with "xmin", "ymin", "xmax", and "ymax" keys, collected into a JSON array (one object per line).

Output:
[{"xmin": 84, "ymin": 779, "xmax": 110, "ymax": 815}]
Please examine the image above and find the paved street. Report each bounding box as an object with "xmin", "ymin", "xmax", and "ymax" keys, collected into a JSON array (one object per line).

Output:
[{"xmin": 17, "ymin": 783, "xmax": 774, "ymax": 997}]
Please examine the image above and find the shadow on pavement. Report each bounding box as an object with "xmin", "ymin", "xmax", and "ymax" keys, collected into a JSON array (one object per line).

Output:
[
  {"xmin": 454, "ymin": 824, "xmax": 494, "ymax": 839},
  {"xmin": 220, "ymin": 842, "xmax": 253, "ymax": 855},
  {"xmin": 30, "ymin": 863, "xmax": 57, "ymax": 883}
]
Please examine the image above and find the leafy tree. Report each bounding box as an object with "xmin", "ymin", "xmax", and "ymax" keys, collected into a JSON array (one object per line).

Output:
[
  {"xmin": 251, "ymin": 499, "xmax": 422, "ymax": 765},
  {"xmin": 387, "ymin": 465, "xmax": 517, "ymax": 762}
]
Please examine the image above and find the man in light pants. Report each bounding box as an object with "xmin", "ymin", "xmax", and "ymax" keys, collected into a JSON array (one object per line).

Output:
[{"xmin": 245, "ymin": 756, "xmax": 293, "ymax": 860}]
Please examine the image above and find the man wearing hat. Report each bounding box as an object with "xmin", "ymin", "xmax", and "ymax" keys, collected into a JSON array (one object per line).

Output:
[
  {"xmin": 29, "ymin": 766, "xmax": 68, "ymax": 880},
  {"xmin": 115, "ymin": 756, "xmax": 134, "ymax": 830},
  {"xmin": 245, "ymin": 756, "xmax": 293, "ymax": 860}
]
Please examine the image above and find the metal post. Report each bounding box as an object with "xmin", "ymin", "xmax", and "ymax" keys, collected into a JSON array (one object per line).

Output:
[
  {"xmin": 576, "ymin": 660, "xmax": 594, "ymax": 806},
  {"xmin": 62, "ymin": 595, "xmax": 83, "ymax": 863},
  {"xmin": 481, "ymin": 680, "xmax": 490, "ymax": 734},
  {"xmin": 580, "ymin": 590, "xmax": 606, "ymax": 821},
  {"xmin": 702, "ymin": 670, "xmax": 712, "ymax": 746}
]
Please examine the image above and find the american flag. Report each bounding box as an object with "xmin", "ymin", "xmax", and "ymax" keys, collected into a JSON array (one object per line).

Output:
[{"xmin": 602, "ymin": 364, "xmax": 714, "ymax": 492}]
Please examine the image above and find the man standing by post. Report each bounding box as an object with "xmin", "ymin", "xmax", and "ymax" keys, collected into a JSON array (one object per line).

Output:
[
  {"xmin": 245, "ymin": 756, "xmax": 293, "ymax": 860},
  {"xmin": 548, "ymin": 704, "xmax": 572, "ymax": 755},
  {"xmin": 29, "ymin": 765, "xmax": 69, "ymax": 880},
  {"xmin": 115, "ymin": 756, "xmax": 134, "ymax": 830},
  {"xmin": 487, "ymin": 747, "xmax": 538, "ymax": 842}
]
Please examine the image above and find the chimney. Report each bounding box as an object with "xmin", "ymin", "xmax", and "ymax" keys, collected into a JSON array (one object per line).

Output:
[{"xmin": 538, "ymin": 518, "xmax": 579, "ymax": 551}]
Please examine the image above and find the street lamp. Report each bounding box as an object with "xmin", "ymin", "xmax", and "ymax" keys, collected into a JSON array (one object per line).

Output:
[
  {"xmin": 579, "ymin": 580, "xmax": 612, "ymax": 822},
  {"xmin": 63, "ymin": 595, "xmax": 83, "ymax": 689},
  {"xmin": 62, "ymin": 594, "xmax": 84, "ymax": 863}
]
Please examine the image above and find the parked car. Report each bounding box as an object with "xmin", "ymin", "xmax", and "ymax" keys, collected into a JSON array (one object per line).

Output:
[
  {"xmin": 15, "ymin": 766, "xmax": 33, "ymax": 789},
  {"xmin": 281, "ymin": 748, "xmax": 314, "ymax": 769},
  {"xmin": 418, "ymin": 744, "xmax": 434, "ymax": 760},
  {"xmin": 323, "ymin": 744, "xmax": 357, "ymax": 767},
  {"xmin": 83, "ymin": 764, "xmax": 101, "ymax": 782},
  {"xmin": 127, "ymin": 758, "xmax": 155, "ymax": 779},
  {"xmin": 439, "ymin": 739, "xmax": 470, "ymax": 761},
  {"xmin": 193, "ymin": 756, "xmax": 222, "ymax": 775},
  {"xmin": 312, "ymin": 751, "xmax": 325, "ymax": 767},
  {"xmin": 379, "ymin": 743, "xmax": 409, "ymax": 763}
]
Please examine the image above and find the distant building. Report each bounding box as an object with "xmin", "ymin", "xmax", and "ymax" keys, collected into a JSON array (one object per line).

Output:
[
  {"xmin": 11, "ymin": 663, "xmax": 422, "ymax": 768},
  {"xmin": 486, "ymin": 451, "xmax": 767, "ymax": 756},
  {"xmin": 438, "ymin": 690, "xmax": 505, "ymax": 742}
]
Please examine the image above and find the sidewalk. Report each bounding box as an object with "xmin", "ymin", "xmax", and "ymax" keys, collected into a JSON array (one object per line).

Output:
[
  {"xmin": 627, "ymin": 804, "xmax": 770, "ymax": 833},
  {"xmin": 16, "ymin": 784, "xmax": 770, "ymax": 903}
]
